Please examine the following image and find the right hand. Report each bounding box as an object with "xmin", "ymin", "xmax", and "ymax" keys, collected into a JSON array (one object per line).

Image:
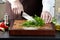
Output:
[{"xmin": 11, "ymin": 1, "xmax": 24, "ymax": 15}]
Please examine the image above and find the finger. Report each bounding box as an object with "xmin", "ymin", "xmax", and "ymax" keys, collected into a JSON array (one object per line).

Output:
[
  {"xmin": 12, "ymin": 8, "xmax": 16, "ymax": 17},
  {"xmin": 18, "ymin": 7, "xmax": 24, "ymax": 15},
  {"xmin": 42, "ymin": 13, "xmax": 45, "ymax": 21},
  {"xmin": 48, "ymin": 16, "xmax": 51, "ymax": 23},
  {"xmin": 45, "ymin": 14, "xmax": 48, "ymax": 23},
  {"xmin": 45, "ymin": 15, "xmax": 47, "ymax": 23},
  {"xmin": 48, "ymin": 16, "xmax": 50, "ymax": 23},
  {"xmin": 15, "ymin": 8, "xmax": 19, "ymax": 18},
  {"xmin": 15, "ymin": 8, "xmax": 18, "ymax": 15},
  {"xmin": 13, "ymin": 8, "xmax": 18, "ymax": 19},
  {"xmin": 41, "ymin": 13, "xmax": 45, "ymax": 22},
  {"xmin": 18, "ymin": 10, "xmax": 21, "ymax": 14},
  {"xmin": 48, "ymin": 15, "xmax": 52, "ymax": 23},
  {"xmin": 11, "ymin": 7, "xmax": 14, "ymax": 12},
  {"xmin": 17, "ymin": 9, "xmax": 21, "ymax": 18},
  {"xmin": 18, "ymin": 9, "xmax": 22, "ymax": 15},
  {"xmin": 11, "ymin": 7, "xmax": 16, "ymax": 13}
]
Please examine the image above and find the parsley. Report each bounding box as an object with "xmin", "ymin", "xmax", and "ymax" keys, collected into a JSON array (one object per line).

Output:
[{"xmin": 22, "ymin": 15, "xmax": 45, "ymax": 27}]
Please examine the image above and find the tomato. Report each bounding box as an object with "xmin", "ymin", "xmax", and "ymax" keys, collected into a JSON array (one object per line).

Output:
[{"xmin": 0, "ymin": 22, "xmax": 8, "ymax": 29}]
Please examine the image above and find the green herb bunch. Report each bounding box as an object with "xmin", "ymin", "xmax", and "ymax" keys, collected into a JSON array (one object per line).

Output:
[{"xmin": 22, "ymin": 15, "xmax": 45, "ymax": 27}]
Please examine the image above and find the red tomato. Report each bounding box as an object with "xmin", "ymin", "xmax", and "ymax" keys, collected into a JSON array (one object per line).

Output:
[{"xmin": 0, "ymin": 22, "xmax": 8, "ymax": 29}]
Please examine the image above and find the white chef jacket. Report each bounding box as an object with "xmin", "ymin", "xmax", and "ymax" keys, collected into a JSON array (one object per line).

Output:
[
  {"xmin": 42, "ymin": 0, "xmax": 55, "ymax": 17},
  {"xmin": 7, "ymin": 0, "xmax": 55, "ymax": 17}
]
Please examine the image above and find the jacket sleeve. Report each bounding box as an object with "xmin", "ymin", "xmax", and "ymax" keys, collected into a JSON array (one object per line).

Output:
[
  {"xmin": 42, "ymin": 0, "xmax": 55, "ymax": 17},
  {"xmin": 7, "ymin": 0, "xmax": 19, "ymax": 4}
]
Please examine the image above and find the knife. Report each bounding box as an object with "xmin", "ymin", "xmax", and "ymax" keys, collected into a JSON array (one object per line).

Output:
[{"xmin": 21, "ymin": 11, "xmax": 37, "ymax": 23}]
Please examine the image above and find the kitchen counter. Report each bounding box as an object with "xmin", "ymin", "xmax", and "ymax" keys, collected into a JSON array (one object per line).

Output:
[
  {"xmin": 0, "ymin": 20, "xmax": 60, "ymax": 38},
  {"xmin": 0, "ymin": 31, "xmax": 60, "ymax": 38}
]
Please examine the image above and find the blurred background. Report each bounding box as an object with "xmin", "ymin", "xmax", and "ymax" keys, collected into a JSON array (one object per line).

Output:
[
  {"xmin": 55, "ymin": 0, "xmax": 60, "ymax": 14},
  {"xmin": 55, "ymin": 0, "xmax": 60, "ymax": 24},
  {"xmin": 0, "ymin": 0, "xmax": 6, "ymax": 20}
]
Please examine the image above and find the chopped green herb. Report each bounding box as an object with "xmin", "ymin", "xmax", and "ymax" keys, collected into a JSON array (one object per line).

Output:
[
  {"xmin": 22, "ymin": 15, "xmax": 45, "ymax": 27},
  {"xmin": 52, "ymin": 17, "xmax": 57, "ymax": 24}
]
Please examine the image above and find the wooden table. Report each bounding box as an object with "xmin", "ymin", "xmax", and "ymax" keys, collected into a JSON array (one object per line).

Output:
[{"xmin": 9, "ymin": 20, "xmax": 56, "ymax": 36}]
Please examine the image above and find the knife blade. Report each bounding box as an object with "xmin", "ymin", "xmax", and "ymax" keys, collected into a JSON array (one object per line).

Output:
[{"xmin": 22, "ymin": 12, "xmax": 37, "ymax": 23}]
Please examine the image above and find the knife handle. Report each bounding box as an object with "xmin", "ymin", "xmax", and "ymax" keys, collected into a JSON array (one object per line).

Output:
[
  {"xmin": 21, "ymin": 11, "xmax": 23, "ymax": 16},
  {"xmin": 20, "ymin": 11, "xmax": 26, "ymax": 20}
]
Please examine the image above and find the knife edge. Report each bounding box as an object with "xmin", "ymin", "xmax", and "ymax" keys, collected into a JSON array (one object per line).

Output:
[{"xmin": 22, "ymin": 12, "xmax": 36, "ymax": 22}]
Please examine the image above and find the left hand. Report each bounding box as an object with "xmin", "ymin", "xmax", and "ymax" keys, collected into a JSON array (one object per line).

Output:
[{"xmin": 41, "ymin": 11, "xmax": 52, "ymax": 24}]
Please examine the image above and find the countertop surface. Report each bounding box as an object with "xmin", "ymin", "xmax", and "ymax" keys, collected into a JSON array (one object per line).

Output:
[
  {"xmin": 0, "ymin": 20, "xmax": 60, "ymax": 38},
  {"xmin": 0, "ymin": 31, "xmax": 60, "ymax": 38}
]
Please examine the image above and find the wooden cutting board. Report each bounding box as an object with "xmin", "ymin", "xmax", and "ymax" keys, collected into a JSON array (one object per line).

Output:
[{"xmin": 9, "ymin": 20, "xmax": 56, "ymax": 36}]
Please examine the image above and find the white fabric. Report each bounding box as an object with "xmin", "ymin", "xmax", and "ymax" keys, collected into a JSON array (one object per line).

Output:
[
  {"xmin": 42, "ymin": 0, "xmax": 55, "ymax": 17},
  {"xmin": 7, "ymin": 0, "xmax": 17, "ymax": 4}
]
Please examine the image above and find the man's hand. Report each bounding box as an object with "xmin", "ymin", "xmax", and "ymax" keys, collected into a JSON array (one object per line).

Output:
[
  {"xmin": 41, "ymin": 11, "xmax": 52, "ymax": 23},
  {"xmin": 11, "ymin": 1, "xmax": 24, "ymax": 15}
]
